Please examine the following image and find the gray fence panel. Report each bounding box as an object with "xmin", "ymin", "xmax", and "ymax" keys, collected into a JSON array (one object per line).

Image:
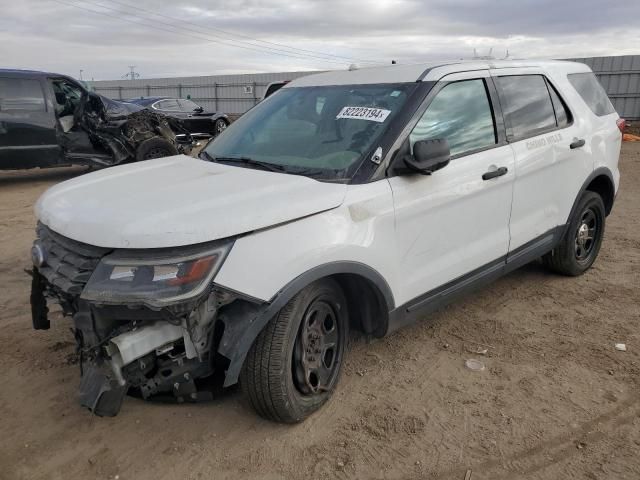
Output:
[
  {"xmin": 92, "ymin": 58, "xmax": 640, "ymax": 119},
  {"xmin": 569, "ymin": 55, "xmax": 640, "ymax": 120},
  {"xmin": 91, "ymin": 71, "xmax": 316, "ymax": 115}
]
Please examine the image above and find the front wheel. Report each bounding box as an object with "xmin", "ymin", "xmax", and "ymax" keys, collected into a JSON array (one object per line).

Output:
[
  {"xmin": 543, "ymin": 191, "xmax": 606, "ymax": 276},
  {"xmin": 135, "ymin": 137, "xmax": 178, "ymax": 161},
  {"xmin": 241, "ymin": 279, "xmax": 349, "ymax": 423}
]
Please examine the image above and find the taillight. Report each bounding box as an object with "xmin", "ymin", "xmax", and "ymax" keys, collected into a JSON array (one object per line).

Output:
[{"xmin": 616, "ymin": 118, "xmax": 626, "ymax": 134}]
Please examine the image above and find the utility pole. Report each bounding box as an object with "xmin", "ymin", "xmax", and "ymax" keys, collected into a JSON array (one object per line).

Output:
[
  {"xmin": 79, "ymin": 69, "xmax": 84, "ymax": 81},
  {"xmin": 122, "ymin": 66, "xmax": 140, "ymax": 80}
]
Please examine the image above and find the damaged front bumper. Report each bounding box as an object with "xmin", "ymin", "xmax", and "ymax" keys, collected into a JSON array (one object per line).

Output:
[
  {"xmin": 32, "ymin": 270, "xmax": 225, "ymax": 416},
  {"xmin": 74, "ymin": 299, "xmax": 218, "ymax": 416},
  {"xmin": 29, "ymin": 225, "xmax": 265, "ymax": 417}
]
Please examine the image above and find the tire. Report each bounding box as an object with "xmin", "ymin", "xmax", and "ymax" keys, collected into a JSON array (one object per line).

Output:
[
  {"xmin": 135, "ymin": 137, "xmax": 178, "ymax": 161},
  {"xmin": 543, "ymin": 191, "xmax": 606, "ymax": 276},
  {"xmin": 214, "ymin": 118, "xmax": 228, "ymax": 135},
  {"xmin": 240, "ymin": 279, "xmax": 349, "ymax": 423}
]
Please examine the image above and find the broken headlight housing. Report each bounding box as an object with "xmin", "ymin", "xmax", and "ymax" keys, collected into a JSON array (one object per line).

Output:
[{"xmin": 80, "ymin": 240, "xmax": 233, "ymax": 308}]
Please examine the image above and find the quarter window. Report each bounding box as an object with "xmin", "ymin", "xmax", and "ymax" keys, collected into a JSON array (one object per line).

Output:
[
  {"xmin": 0, "ymin": 78, "xmax": 46, "ymax": 111},
  {"xmin": 178, "ymin": 99, "xmax": 201, "ymax": 112},
  {"xmin": 568, "ymin": 72, "xmax": 616, "ymax": 117},
  {"xmin": 410, "ymin": 79, "xmax": 496, "ymax": 157},
  {"xmin": 496, "ymin": 75, "xmax": 556, "ymax": 141},
  {"xmin": 155, "ymin": 99, "xmax": 180, "ymax": 111}
]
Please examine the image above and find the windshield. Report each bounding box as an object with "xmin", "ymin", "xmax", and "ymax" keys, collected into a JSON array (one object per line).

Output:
[{"xmin": 203, "ymin": 83, "xmax": 416, "ymax": 181}]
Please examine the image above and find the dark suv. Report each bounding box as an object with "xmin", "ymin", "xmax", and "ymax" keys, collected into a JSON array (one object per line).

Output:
[{"xmin": 0, "ymin": 69, "xmax": 191, "ymax": 170}]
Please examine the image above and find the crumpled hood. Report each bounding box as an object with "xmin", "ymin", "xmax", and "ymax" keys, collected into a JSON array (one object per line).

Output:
[
  {"xmin": 98, "ymin": 95, "xmax": 145, "ymax": 120},
  {"xmin": 35, "ymin": 155, "xmax": 347, "ymax": 248}
]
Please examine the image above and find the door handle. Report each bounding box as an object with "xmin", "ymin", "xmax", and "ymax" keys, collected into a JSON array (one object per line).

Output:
[
  {"xmin": 570, "ymin": 138, "xmax": 585, "ymax": 149},
  {"xmin": 482, "ymin": 166, "xmax": 508, "ymax": 181}
]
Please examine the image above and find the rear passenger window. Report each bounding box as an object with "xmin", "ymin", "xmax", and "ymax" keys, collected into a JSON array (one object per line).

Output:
[
  {"xmin": 568, "ymin": 72, "xmax": 616, "ymax": 116},
  {"xmin": 547, "ymin": 81, "xmax": 571, "ymax": 128},
  {"xmin": 410, "ymin": 79, "xmax": 496, "ymax": 157},
  {"xmin": 496, "ymin": 75, "xmax": 556, "ymax": 141},
  {"xmin": 156, "ymin": 99, "xmax": 180, "ymax": 111},
  {"xmin": 0, "ymin": 78, "xmax": 46, "ymax": 112}
]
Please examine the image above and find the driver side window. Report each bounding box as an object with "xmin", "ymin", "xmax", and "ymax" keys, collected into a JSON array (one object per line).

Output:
[
  {"xmin": 51, "ymin": 79, "xmax": 83, "ymax": 117},
  {"xmin": 410, "ymin": 79, "xmax": 496, "ymax": 157}
]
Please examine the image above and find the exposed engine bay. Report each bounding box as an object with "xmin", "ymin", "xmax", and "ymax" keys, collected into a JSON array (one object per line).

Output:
[
  {"xmin": 29, "ymin": 223, "xmax": 261, "ymax": 416},
  {"xmin": 51, "ymin": 77, "xmax": 192, "ymax": 167},
  {"xmin": 79, "ymin": 95, "xmax": 192, "ymax": 164}
]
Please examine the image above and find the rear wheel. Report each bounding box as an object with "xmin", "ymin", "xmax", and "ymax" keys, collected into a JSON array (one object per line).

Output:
[
  {"xmin": 135, "ymin": 137, "xmax": 178, "ymax": 161},
  {"xmin": 543, "ymin": 191, "xmax": 605, "ymax": 276},
  {"xmin": 214, "ymin": 118, "xmax": 228, "ymax": 135},
  {"xmin": 241, "ymin": 279, "xmax": 348, "ymax": 423}
]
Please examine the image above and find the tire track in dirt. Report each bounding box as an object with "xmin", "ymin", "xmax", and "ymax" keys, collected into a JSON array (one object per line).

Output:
[{"xmin": 435, "ymin": 395, "xmax": 640, "ymax": 480}]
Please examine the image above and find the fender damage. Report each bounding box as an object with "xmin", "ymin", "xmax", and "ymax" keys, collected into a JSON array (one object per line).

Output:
[
  {"xmin": 65, "ymin": 94, "xmax": 192, "ymax": 166},
  {"xmin": 29, "ymin": 224, "xmax": 267, "ymax": 416}
]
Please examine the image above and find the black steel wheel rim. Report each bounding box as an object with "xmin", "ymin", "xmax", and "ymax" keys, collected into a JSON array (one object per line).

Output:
[
  {"xmin": 144, "ymin": 148, "xmax": 170, "ymax": 159},
  {"xmin": 293, "ymin": 298, "xmax": 340, "ymax": 396},
  {"xmin": 575, "ymin": 207, "xmax": 599, "ymax": 261}
]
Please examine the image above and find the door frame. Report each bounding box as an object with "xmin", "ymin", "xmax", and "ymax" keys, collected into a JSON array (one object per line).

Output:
[
  {"xmin": 0, "ymin": 75, "xmax": 62, "ymax": 169},
  {"xmin": 384, "ymin": 70, "xmax": 517, "ymax": 313},
  {"xmin": 44, "ymin": 76, "xmax": 112, "ymax": 165}
]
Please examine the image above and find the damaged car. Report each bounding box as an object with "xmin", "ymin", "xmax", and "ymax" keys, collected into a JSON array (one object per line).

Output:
[
  {"xmin": 0, "ymin": 69, "xmax": 192, "ymax": 170},
  {"xmin": 30, "ymin": 60, "xmax": 621, "ymax": 422}
]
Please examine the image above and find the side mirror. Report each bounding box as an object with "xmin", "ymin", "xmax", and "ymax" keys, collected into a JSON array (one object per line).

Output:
[
  {"xmin": 193, "ymin": 106, "xmax": 204, "ymax": 113},
  {"xmin": 394, "ymin": 138, "xmax": 451, "ymax": 175}
]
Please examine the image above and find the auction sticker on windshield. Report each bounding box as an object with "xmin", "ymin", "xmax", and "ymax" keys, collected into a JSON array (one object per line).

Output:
[{"xmin": 336, "ymin": 106, "xmax": 391, "ymax": 123}]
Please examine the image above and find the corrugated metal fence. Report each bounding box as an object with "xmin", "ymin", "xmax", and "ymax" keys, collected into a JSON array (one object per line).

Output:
[
  {"xmin": 91, "ymin": 71, "xmax": 314, "ymax": 115},
  {"xmin": 569, "ymin": 55, "xmax": 640, "ymax": 120},
  {"xmin": 92, "ymin": 56, "xmax": 640, "ymax": 119}
]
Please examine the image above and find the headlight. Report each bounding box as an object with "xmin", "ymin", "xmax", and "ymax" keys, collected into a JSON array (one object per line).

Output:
[{"xmin": 81, "ymin": 240, "xmax": 233, "ymax": 307}]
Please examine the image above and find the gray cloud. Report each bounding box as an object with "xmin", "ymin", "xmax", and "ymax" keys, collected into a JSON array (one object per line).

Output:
[{"xmin": 1, "ymin": 0, "xmax": 639, "ymax": 80}]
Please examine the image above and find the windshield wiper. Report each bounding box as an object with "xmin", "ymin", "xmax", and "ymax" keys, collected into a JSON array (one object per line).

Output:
[
  {"xmin": 286, "ymin": 168, "xmax": 327, "ymax": 178},
  {"xmin": 212, "ymin": 156, "xmax": 286, "ymax": 173},
  {"xmin": 198, "ymin": 150, "xmax": 215, "ymax": 162},
  {"xmin": 199, "ymin": 152, "xmax": 332, "ymax": 179}
]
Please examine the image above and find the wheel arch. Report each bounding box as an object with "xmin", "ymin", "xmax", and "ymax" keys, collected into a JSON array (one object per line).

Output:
[
  {"xmin": 584, "ymin": 171, "xmax": 615, "ymax": 216},
  {"xmin": 565, "ymin": 167, "xmax": 615, "ymax": 231},
  {"xmin": 213, "ymin": 115, "xmax": 230, "ymax": 126},
  {"xmin": 216, "ymin": 261, "xmax": 394, "ymax": 387}
]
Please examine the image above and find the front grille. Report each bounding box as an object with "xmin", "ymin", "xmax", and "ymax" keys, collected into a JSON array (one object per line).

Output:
[{"xmin": 36, "ymin": 223, "xmax": 111, "ymax": 295}]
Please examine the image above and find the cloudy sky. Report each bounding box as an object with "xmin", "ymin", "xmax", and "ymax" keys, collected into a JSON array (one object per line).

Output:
[{"xmin": 2, "ymin": 0, "xmax": 640, "ymax": 80}]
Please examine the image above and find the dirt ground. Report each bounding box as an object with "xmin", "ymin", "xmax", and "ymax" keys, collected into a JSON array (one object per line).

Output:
[{"xmin": 1, "ymin": 145, "xmax": 639, "ymax": 480}]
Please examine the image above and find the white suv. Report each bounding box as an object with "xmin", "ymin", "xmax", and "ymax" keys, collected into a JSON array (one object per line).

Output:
[{"xmin": 30, "ymin": 60, "xmax": 622, "ymax": 422}]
